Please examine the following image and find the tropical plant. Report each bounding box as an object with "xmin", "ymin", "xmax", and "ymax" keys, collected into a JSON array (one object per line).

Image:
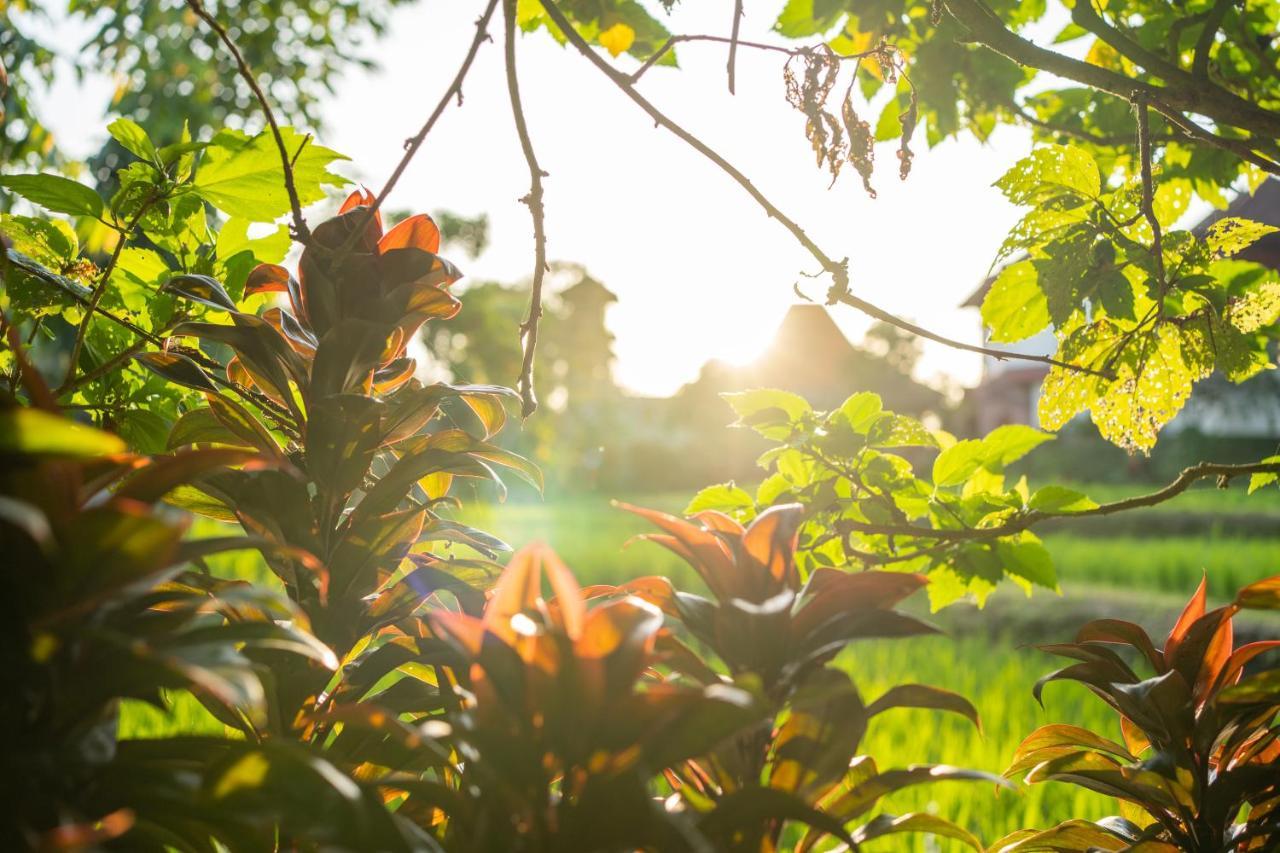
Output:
[
  {"xmin": 135, "ymin": 188, "xmax": 546, "ymax": 845},
  {"xmin": 590, "ymin": 502, "xmax": 1007, "ymax": 850},
  {"xmin": 424, "ymin": 542, "xmax": 756, "ymax": 850},
  {"xmin": 0, "ymin": 350, "xmax": 384, "ymax": 849},
  {"xmin": 996, "ymin": 575, "xmax": 1280, "ymax": 852}
]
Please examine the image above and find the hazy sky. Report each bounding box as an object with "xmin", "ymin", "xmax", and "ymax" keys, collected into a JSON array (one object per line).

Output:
[{"xmin": 28, "ymin": 0, "xmax": 1043, "ymax": 396}]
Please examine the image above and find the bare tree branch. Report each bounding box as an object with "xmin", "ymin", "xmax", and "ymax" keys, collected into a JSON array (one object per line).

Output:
[
  {"xmin": 836, "ymin": 460, "xmax": 1280, "ymax": 543},
  {"xmin": 941, "ymin": 0, "xmax": 1280, "ymax": 141},
  {"xmin": 538, "ymin": 0, "xmax": 1113, "ymax": 380},
  {"xmin": 348, "ymin": 0, "xmax": 501, "ymax": 251},
  {"xmin": 727, "ymin": 0, "xmax": 744, "ymax": 94},
  {"xmin": 630, "ymin": 33, "xmax": 878, "ymax": 85},
  {"xmin": 1192, "ymin": 0, "xmax": 1234, "ymax": 78},
  {"xmin": 186, "ymin": 0, "xmax": 311, "ymax": 244},
  {"xmin": 503, "ymin": 0, "xmax": 548, "ymax": 419}
]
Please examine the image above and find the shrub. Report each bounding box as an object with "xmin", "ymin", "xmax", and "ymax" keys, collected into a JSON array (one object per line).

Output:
[{"xmin": 998, "ymin": 575, "xmax": 1280, "ymax": 851}]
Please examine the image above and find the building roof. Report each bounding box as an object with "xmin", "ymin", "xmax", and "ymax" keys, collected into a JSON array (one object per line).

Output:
[
  {"xmin": 959, "ymin": 178, "xmax": 1280, "ymax": 308},
  {"xmin": 561, "ymin": 273, "xmax": 618, "ymax": 305}
]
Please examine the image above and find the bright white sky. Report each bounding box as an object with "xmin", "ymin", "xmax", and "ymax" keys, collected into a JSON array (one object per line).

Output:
[{"xmin": 28, "ymin": 0, "xmax": 1042, "ymax": 396}]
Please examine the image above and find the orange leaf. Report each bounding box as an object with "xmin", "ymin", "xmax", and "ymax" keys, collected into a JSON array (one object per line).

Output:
[
  {"xmin": 741, "ymin": 503, "xmax": 804, "ymax": 587},
  {"xmin": 1166, "ymin": 574, "xmax": 1207, "ymax": 660},
  {"xmin": 379, "ymin": 213, "xmax": 441, "ymax": 255}
]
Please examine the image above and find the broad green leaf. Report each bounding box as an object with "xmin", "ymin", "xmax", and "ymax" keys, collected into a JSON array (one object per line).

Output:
[
  {"xmin": 0, "ymin": 408, "xmax": 126, "ymax": 456},
  {"xmin": 995, "ymin": 145, "xmax": 1100, "ymax": 206},
  {"xmin": 996, "ymin": 536, "xmax": 1057, "ymax": 589},
  {"xmin": 932, "ymin": 439, "xmax": 984, "ymax": 487},
  {"xmin": 107, "ymin": 117, "xmax": 159, "ymax": 163},
  {"xmin": 1093, "ymin": 326, "xmax": 1197, "ymax": 453},
  {"xmin": 1225, "ymin": 280, "xmax": 1280, "ymax": 333},
  {"xmin": 1028, "ymin": 485, "xmax": 1097, "ymax": 512},
  {"xmin": 684, "ymin": 483, "xmax": 755, "ymax": 517},
  {"xmin": 982, "ymin": 260, "xmax": 1049, "ymax": 343},
  {"xmin": 980, "ymin": 424, "xmax": 1053, "ymax": 468},
  {"xmin": 1205, "ymin": 217, "xmax": 1278, "ymax": 258},
  {"xmin": 194, "ymin": 127, "xmax": 348, "ymax": 221},
  {"xmin": 723, "ymin": 388, "xmax": 811, "ymax": 421},
  {"xmin": 0, "ymin": 173, "xmax": 104, "ymax": 218},
  {"xmin": 1247, "ymin": 455, "xmax": 1280, "ymax": 494},
  {"xmin": 0, "ymin": 214, "xmax": 78, "ymax": 267},
  {"xmin": 216, "ymin": 217, "xmax": 291, "ymax": 266},
  {"xmin": 774, "ymin": 0, "xmax": 843, "ymax": 38},
  {"xmin": 839, "ymin": 391, "xmax": 883, "ymax": 432}
]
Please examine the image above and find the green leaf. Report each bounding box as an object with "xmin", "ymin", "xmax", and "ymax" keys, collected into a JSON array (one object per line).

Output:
[
  {"xmin": 0, "ymin": 408, "xmax": 126, "ymax": 456},
  {"xmin": 0, "ymin": 173, "xmax": 104, "ymax": 218},
  {"xmin": 932, "ymin": 439, "xmax": 984, "ymax": 487},
  {"xmin": 194, "ymin": 127, "xmax": 348, "ymax": 221},
  {"xmin": 723, "ymin": 388, "xmax": 811, "ymax": 422},
  {"xmin": 982, "ymin": 260, "xmax": 1049, "ymax": 343},
  {"xmin": 1028, "ymin": 485, "xmax": 1097, "ymax": 512},
  {"xmin": 995, "ymin": 145, "xmax": 1100, "ymax": 206},
  {"xmin": 1205, "ymin": 217, "xmax": 1279, "ymax": 258},
  {"xmin": 107, "ymin": 117, "xmax": 159, "ymax": 163},
  {"xmin": 839, "ymin": 391, "xmax": 883, "ymax": 432},
  {"xmin": 1247, "ymin": 456, "xmax": 1280, "ymax": 494},
  {"xmin": 980, "ymin": 424, "xmax": 1054, "ymax": 468},
  {"xmin": 684, "ymin": 483, "xmax": 755, "ymax": 517},
  {"xmin": 996, "ymin": 536, "xmax": 1057, "ymax": 589},
  {"xmin": 1225, "ymin": 280, "xmax": 1280, "ymax": 333}
]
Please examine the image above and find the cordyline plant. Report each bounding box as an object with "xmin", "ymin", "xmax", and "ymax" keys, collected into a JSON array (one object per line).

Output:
[
  {"xmin": 0, "ymin": 350, "xmax": 394, "ymax": 849},
  {"xmin": 587, "ymin": 502, "xmax": 1009, "ymax": 851},
  {"xmin": 424, "ymin": 542, "xmax": 758, "ymax": 850},
  {"xmin": 998, "ymin": 575, "xmax": 1280, "ymax": 852},
  {"xmin": 137, "ymin": 188, "xmax": 542, "ymax": 843}
]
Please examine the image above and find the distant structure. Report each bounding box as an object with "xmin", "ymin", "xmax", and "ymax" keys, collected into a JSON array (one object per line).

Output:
[
  {"xmin": 684, "ymin": 303, "xmax": 945, "ymax": 414},
  {"xmin": 962, "ymin": 180, "xmax": 1280, "ymax": 438},
  {"xmin": 558, "ymin": 272, "xmax": 619, "ymax": 405}
]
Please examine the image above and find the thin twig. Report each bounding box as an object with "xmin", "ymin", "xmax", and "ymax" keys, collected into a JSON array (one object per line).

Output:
[
  {"xmin": 836, "ymin": 460, "xmax": 1280, "ymax": 542},
  {"xmin": 503, "ymin": 0, "xmax": 548, "ymax": 419},
  {"xmin": 345, "ymin": 0, "xmax": 501, "ymax": 253},
  {"xmin": 727, "ymin": 0, "xmax": 744, "ymax": 95},
  {"xmin": 539, "ymin": 0, "xmax": 1113, "ymax": 380},
  {"xmin": 186, "ymin": 0, "xmax": 311, "ymax": 244},
  {"xmin": 1192, "ymin": 0, "xmax": 1234, "ymax": 78},
  {"xmin": 1135, "ymin": 99, "xmax": 1168, "ymax": 304},
  {"xmin": 1153, "ymin": 106, "xmax": 1280, "ymax": 176},
  {"xmin": 64, "ymin": 195, "xmax": 159, "ymax": 389},
  {"xmin": 630, "ymin": 33, "xmax": 879, "ymax": 84}
]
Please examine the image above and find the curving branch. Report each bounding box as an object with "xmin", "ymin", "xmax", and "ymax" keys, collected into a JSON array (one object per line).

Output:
[
  {"xmin": 538, "ymin": 0, "xmax": 1113, "ymax": 380},
  {"xmin": 186, "ymin": 0, "xmax": 311, "ymax": 244},
  {"xmin": 630, "ymin": 33, "xmax": 879, "ymax": 85},
  {"xmin": 836, "ymin": 460, "xmax": 1280, "ymax": 543},
  {"xmin": 346, "ymin": 0, "xmax": 501, "ymax": 253},
  {"xmin": 1192, "ymin": 0, "xmax": 1233, "ymax": 78},
  {"xmin": 503, "ymin": 0, "xmax": 548, "ymax": 419},
  {"xmin": 941, "ymin": 0, "xmax": 1280, "ymax": 156}
]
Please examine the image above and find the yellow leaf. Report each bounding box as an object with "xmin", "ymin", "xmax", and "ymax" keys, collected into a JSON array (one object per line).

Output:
[{"xmin": 599, "ymin": 23, "xmax": 635, "ymax": 58}]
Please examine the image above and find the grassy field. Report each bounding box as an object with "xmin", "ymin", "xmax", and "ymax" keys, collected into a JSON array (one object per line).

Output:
[{"xmin": 122, "ymin": 483, "xmax": 1278, "ymax": 850}]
